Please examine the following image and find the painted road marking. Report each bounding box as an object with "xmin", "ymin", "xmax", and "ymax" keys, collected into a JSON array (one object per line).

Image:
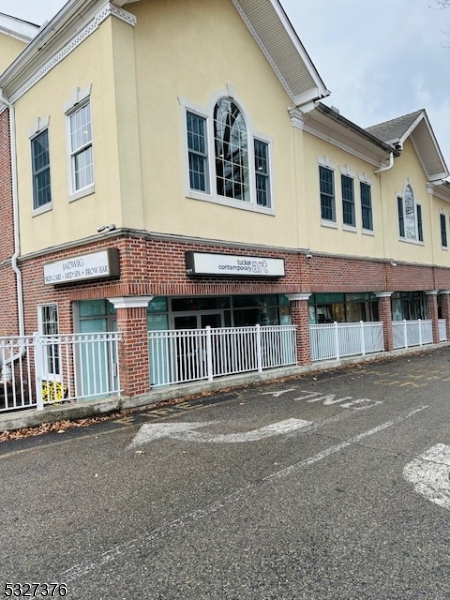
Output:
[
  {"xmin": 266, "ymin": 405, "xmax": 428, "ymax": 482},
  {"xmin": 403, "ymin": 444, "xmax": 450, "ymax": 510},
  {"xmin": 63, "ymin": 405, "xmax": 428, "ymax": 583},
  {"xmin": 128, "ymin": 418, "xmax": 312, "ymax": 449},
  {"xmin": 294, "ymin": 390, "xmax": 382, "ymax": 410},
  {"xmin": 261, "ymin": 389, "xmax": 297, "ymax": 397}
]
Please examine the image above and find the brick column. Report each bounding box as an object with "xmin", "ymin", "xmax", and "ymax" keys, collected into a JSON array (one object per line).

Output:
[
  {"xmin": 426, "ymin": 290, "xmax": 439, "ymax": 344},
  {"xmin": 109, "ymin": 296, "xmax": 153, "ymax": 397},
  {"xmin": 375, "ymin": 292, "xmax": 393, "ymax": 352},
  {"xmin": 438, "ymin": 291, "xmax": 450, "ymax": 340},
  {"xmin": 287, "ymin": 293, "xmax": 311, "ymax": 366}
]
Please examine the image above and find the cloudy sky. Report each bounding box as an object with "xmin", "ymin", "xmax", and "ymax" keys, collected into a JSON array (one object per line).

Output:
[{"xmin": 2, "ymin": 0, "xmax": 450, "ymax": 168}]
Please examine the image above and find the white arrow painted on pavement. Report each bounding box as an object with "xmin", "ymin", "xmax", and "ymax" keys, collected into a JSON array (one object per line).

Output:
[
  {"xmin": 403, "ymin": 444, "xmax": 450, "ymax": 510},
  {"xmin": 128, "ymin": 418, "xmax": 312, "ymax": 449},
  {"xmin": 261, "ymin": 389, "xmax": 297, "ymax": 398}
]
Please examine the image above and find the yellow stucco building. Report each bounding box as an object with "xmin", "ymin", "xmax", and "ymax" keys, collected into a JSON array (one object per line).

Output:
[{"xmin": 1, "ymin": 0, "xmax": 450, "ymax": 398}]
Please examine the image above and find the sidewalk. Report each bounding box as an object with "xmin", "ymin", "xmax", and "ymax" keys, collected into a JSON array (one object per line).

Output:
[{"xmin": 0, "ymin": 343, "xmax": 447, "ymax": 433}]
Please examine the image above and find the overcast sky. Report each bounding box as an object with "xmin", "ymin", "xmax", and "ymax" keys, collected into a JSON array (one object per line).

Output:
[{"xmin": 2, "ymin": 0, "xmax": 450, "ymax": 169}]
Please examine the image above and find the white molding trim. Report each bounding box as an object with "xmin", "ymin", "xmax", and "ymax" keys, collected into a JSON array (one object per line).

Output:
[
  {"xmin": 28, "ymin": 115, "xmax": 50, "ymax": 138},
  {"xmin": 9, "ymin": 3, "xmax": 136, "ymax": 105},
  {"xmin": 0, "ymin": 24, "xmax": 34, "ymax": 43},
  {"xmin": 286, "ymin": 293, "xmax": 311, "ymax": 302},
  {"xmin": 375, "ymin": 292, "xmax": 393, "ymax": 298},
  {"xmin": 317, "ymin": 155, "xmax": 336, "ymax": 170},
  {"xmin": 108, "ymin": 296, "xmax": 154, "ymax": 309},
  {"xmin": 358, "ymin": 172, "xmax": 372, "ymax": 185},
  {"xmin": 230, "ymin": 0, "xmax": 295, "ymax": 103},
  {"xmin": 303, "ymin": 122, "xmax": 382, "ymax": 168},
  {"xmin": 425, "ymin": 290, "xmax": 438, "ymax": 296},
  {"xmin": 339, "ymin": 165, "xmax": 356, "ymax": 178}
]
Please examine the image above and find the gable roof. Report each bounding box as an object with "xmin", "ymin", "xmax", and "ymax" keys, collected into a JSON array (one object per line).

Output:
[{"xmin": 366, "ymin": 110, "xmax": 448, "ymax": 182}]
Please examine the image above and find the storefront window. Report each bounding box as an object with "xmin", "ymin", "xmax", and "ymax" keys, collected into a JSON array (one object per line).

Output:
[{"xmin": 308, "ymin": 293, "xmax": 378, "ymax": 324}]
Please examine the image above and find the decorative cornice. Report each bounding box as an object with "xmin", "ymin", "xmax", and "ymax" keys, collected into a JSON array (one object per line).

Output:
[
  {"xmin": 286, "ymin": 293, "xmax": 311, "ymax": 302},
  {"xmin": 230, "ymin": 0, "xmax": 295, "ymax": 103},
  {"xmin": 9, "ymin": 3, "xmax": 136, "ymax": 104},
  {"xmin": 108, "ymin": 296, "xmax": 154, "ymax": 309}
]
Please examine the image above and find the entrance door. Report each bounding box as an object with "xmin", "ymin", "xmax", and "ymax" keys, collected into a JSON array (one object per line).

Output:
[
  {"xmin": 172, "ymin": 312, "xmax": 223, "ymax": 382},
  {"xmin": 76, "ymin": 300, "xmax": 117, "ymax": 399}
]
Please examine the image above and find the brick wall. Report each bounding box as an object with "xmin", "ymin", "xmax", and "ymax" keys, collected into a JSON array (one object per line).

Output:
[{"xmin": 18, "ymin": 233, "xmax": 450, "ymax": 334}]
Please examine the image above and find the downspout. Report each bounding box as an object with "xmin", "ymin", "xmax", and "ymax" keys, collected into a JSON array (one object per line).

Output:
[
  {"xmin": 0, "ymin": 90, "xmax": 26, "ymax": 384},
  {"xmin": 374, "ymin": 152, "xmax": 394, "ymax": 174},
  {"xmin": 0, "ymin": 89, "xmax": 24, "ymax": 337}
]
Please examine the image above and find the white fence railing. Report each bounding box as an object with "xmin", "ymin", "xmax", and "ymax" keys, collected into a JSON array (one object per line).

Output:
[
  {"xmin": 310, "ymin": 321, "xmax": 384, "ymax": 362},
  {"xmin": 148, "ymin": 325, "xmax": 297, "ymax": 387},
  {"xmin": 0, "ymin": 332, "xmax": 122, "ymax": 413},
  {"xmin": 439, "ymin": 319, "xmax": 447, "ymax": 342},
  {"xmin": 392, "ymin": 319, "xmax": 433, "ymax": 349}
]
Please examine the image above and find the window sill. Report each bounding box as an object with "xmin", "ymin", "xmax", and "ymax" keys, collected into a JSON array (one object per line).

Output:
[
  {"xmin": 186, "ymin": 191, "xmax": 275, "ymax": 215},
  {"xmin": 398, "ymin": 236, "xmax": 424, "ymax": 246},
  {"xmin": 69, "ymin": 184, "xmax": 95, "ymax": 203},
  {"xmin": 342, "ymin": 224, "xmax": 357, "ymax": 233},
  {"xmin": 32, "ymin": 203, "xmax": 53, "ymax": 217},
  {"xmin": 320, "ymin": 219, "xmax": 337, "ymax": 229},
  {"xmin": 362, "ymin": 228, "xmax": 375, "ymax": 236}
]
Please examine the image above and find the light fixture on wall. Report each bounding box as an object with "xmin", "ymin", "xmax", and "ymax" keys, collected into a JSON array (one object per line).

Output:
[
  {"xmin": 96, "ymin": 224, "xmax": 116, "ymax": 233},
  {"xmin": 390, "ymin": 260, "xmax": 397, "ymax": 267},
  {"xmin": 305, "ymin": 250, "xmax": 313, "ymax": 259}
]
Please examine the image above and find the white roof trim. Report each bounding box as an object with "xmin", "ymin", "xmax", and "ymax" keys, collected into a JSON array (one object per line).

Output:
[{"xmin": 0, "ymin": 14, "xmax": 39, "ymax": 42}]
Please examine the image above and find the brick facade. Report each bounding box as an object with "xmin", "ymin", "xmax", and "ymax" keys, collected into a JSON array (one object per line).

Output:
[{"xmin": 2, "ymin": 230, "xmax": 449, "ymax": 396}]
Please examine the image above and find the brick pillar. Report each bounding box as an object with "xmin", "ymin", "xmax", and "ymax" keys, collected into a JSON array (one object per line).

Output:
[
  {"xmin": 109, "ymin": 296, "xmax": 153, "ymax": 397},
  {"xmin": 438, "ymin": 291, "xmax": 450, "ymax": 340},
  {"xmin": 287, "ymin": 293, "xmax": 311, "ymax": 366},
  {"xmin": 376, "ymin": 292, "xmax": 393, "ymax": 352},
  {"xmin": 426, "ymin": 290, "xmax": 439, "ymax": 344}
]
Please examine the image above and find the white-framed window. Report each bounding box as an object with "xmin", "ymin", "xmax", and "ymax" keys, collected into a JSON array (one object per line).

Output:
[
  {"xmin": 319, "ymin": 165, "xmax": 335, "ymax": 222},
  {"xmin": 440, "ymin": 212, "xmax": 448, "ymax": 248},
  {"xmin": 397, "ymin": 184, "xmax": 423, "ymax": 242},
  {"xmin": 360, "ymin": 182, "xmax": 373, "ymax": 231},
  {"xmin": 31, "ymin": 128, "xmax": 52, "ymax": 212},
  {"xmin": 69, "ymin": 101, "xmax": 93, "ymax": 193},
  {"xmin": 182, "ymin": 92, "xmax": 273, "ymax": 213},
  {"xmin": 64, "ymin": 86, "xmax": 94, "ymax": 201},
  {"xmin": 29, "ymin": 116, "xmax": 52, "ymax": 215},
  {"xmin": 38, "ymin": 304, "xmax": 60, "ymax": 380},
  {"xmin": 341, "ymin": 174, "xmax": 355, "ymax": 227}
]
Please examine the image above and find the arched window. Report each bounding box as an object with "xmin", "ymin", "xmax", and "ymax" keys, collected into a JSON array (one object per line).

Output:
[
  {"xmin": 397, "ymin": 184, "xmax": 423, "ymax": 242},
  {"xmin": 214, "ymin": 98, "xmax": 249, "ymax": 202}
]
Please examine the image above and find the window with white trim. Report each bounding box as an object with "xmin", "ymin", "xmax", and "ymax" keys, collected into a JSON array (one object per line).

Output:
[
  {"xmin": 360, "ymin": 182, "xmax": 373, "ymax": 231},
  {"xmin": 69, "ymin": 101, "xmax": 93, "ymax": 193},
  {"xmin": 319, "ymin": 165, "xmax": 335, "ymax": 222},
  {"xmin": 397, "ymin": 184, "xmax": 423, "ymax": 242},
  {"xmin": 341, "ymin": 174, "xmax": 355, "ymax": 226},
  {"xmin": 39, "ymin": 304, "xmax": 60, "ymax": 379},
  {"xmin": 187, "ymin": 111, "xmax": 209, "ymax": 193},
  {"xmin": 440, "ymin": 213, "xmax": 447, "ymax": 248},
  {"xmin": 183, "ymin": 95, "xmax": 272, "ymax": 211},
  {"xmin": 31, "ymin": 129, "xmax": 52, "ymax": 211}
]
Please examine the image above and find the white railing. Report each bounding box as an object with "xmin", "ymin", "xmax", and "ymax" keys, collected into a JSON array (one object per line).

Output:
[
  {"xmin": 392, "ymin": 319, "xmax": 433, "ymax": 349},
  {"xmin": 310, "ymin": 321, "xmax": 384, "ymax": 362},
  {"xmin": 0, "ymin": 332, "xmax": 122, "ymax": 413},
  {"xmin": 148, "ymin": 325, "xmax": 297, "ymax": 388},
  {"xmin": 439, "ymin": 319, "xmax": 447, "ymax": 342}
]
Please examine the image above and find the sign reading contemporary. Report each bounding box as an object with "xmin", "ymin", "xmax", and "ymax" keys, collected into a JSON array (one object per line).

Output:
[
  {"xmin": 43, "ymin": 249, "xmax": 120, "ymax": 285},
  {"xmin": 186, "ymin": 252, "xmax": 285, "ymax": 277}
]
